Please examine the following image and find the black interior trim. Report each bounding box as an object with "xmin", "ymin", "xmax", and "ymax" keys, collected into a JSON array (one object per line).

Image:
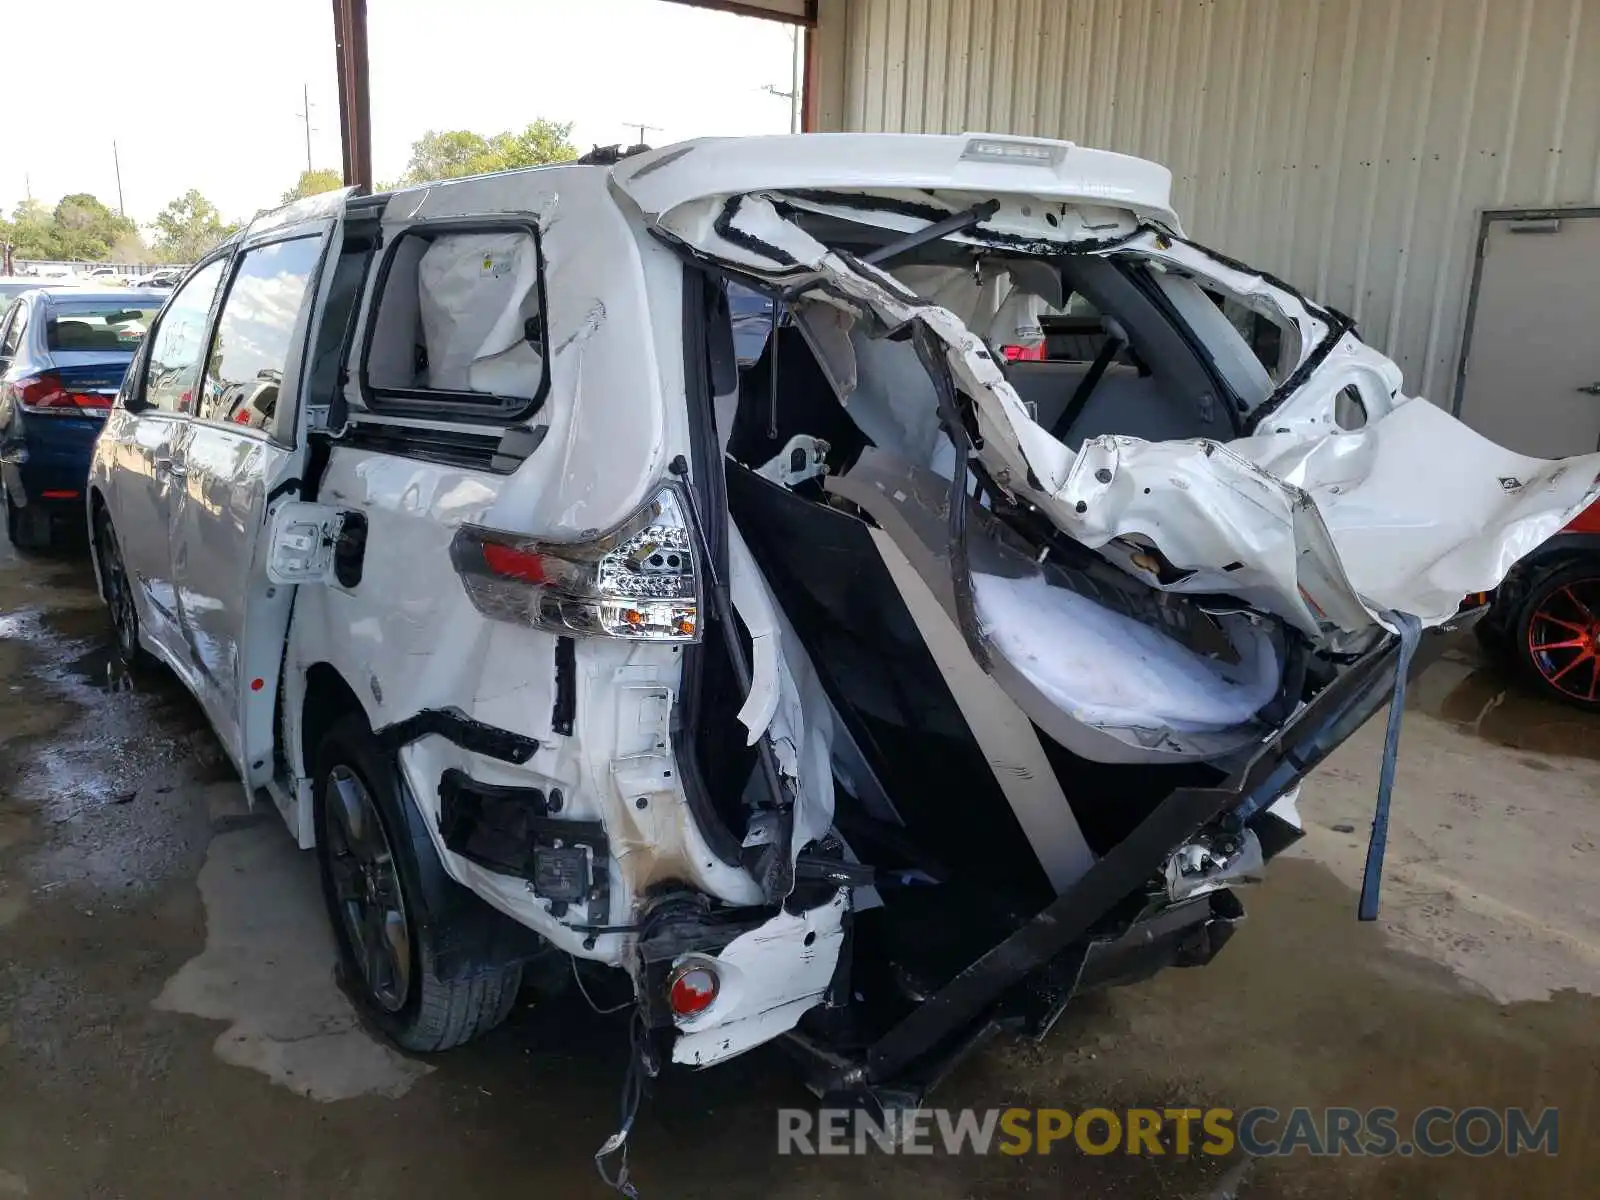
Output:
[
  {"xmin": 1051, "ymin": 334, "xmax": 1124, "ymax": 441},
  {"xmin": 551, "ymin": 637, "xmax": 576, "ymax": 736},
  {"xmin": 338, "ymin": 422, "xmax": 506, "ymax": 472}
]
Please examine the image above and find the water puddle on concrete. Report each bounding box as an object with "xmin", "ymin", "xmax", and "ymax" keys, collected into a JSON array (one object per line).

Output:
[
  {"xmin": 153, "ymin": 819, "xmax": 432, "ymax": 1102},
  {"xmin": 1408, "ymin": 637, "xmax": 1598, "ymax": 763},
  {"xmin": 0, "ymin": 589, "xmax": 227, "ymax": 895},
  {"xmin": 1004, "ymin": 857, "xmax": 1600, "ymax": 1200}
]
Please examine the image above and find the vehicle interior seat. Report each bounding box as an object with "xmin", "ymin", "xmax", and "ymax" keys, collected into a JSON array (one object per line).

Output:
[
  {"xmin": 1005, "ymin": 358, "xmax": 1219, "ymax": 449},
  {"xmin": 49, "ymin": 319, "xmax": 125, "ymax": 352}
]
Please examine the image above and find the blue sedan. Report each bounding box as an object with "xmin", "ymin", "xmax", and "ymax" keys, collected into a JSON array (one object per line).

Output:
[{"xmin": 0, "ymin": 287, "xmax": 165, "ymax": 549}]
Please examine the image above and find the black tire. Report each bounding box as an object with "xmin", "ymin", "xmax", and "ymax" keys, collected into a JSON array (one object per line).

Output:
[
  {"xmin": 4, "ymin": 483, "xmax": 51, "ymax": 552},
  {"xmin": 1512, "ymin": 561, "xmax": 1600, "ymax": 713},
  {"xmin": 93, "ymin": 507, "xmax": 152, "ymax": 668},
  {"xmin": 1472, "ymin": 606, "xmax": 1514, "ymax": 664},
  {"xmin": 313, "ymin": 714, "xmax": 521, "ymax": 1052}
]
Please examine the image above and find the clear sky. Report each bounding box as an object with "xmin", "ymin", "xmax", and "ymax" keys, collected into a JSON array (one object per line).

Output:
[{"xmin": 0, "ymin": 0, "xmax": 799, "ymax": 226}]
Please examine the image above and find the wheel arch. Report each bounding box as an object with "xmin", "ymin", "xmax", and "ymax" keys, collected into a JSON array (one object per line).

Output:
[
  {"xmin": 309, "ymin": 700, "xmax": 549, "ymax": 985},
  {"xmin": 297, "ymin": 660, "xmax": 370, "ymax": 782}
]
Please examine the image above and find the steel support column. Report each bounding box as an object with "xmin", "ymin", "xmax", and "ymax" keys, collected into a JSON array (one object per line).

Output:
[{"xmin": 332, "ymin": 0, "xmax": 372, "ymax": 192}]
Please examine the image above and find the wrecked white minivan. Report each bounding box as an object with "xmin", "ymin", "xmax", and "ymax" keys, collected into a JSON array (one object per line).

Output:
[{"xmin": 88, "ymin": 135, "xmax": 1597, "ymax": 1118}]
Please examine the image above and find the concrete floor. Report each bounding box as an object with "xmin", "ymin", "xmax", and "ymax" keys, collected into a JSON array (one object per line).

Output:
[{"xmin": 1, "ymin": 537, "xmax": 1597, "ymax": 1199}]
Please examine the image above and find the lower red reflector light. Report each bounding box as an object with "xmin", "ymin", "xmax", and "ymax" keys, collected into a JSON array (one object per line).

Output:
[{"xmin": 667, "ymin": 963, "xmax": 719, "ymax": 1017}]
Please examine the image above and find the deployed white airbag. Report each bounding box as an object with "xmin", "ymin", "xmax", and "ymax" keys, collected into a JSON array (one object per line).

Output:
[
  {"xmin": 974, "ymin": 573, "xmax": 1281, "ymax": 733},
  {"xmin": 418, "ymin": 232, "xmax": 543, "ymax": 397}
]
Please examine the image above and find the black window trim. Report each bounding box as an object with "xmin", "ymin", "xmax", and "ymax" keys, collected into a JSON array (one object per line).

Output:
[
  {"xmin": 190, "ymin": 227, "xmax": 333, "ymax": 443},
  {"xmin": 356, "ymin": 214, "xmax": 551, "ymax": 426},
  {"xmin": 1, "ymin": 299, "xmax": 28, "ymax": 358},
  {"xmin": 313, "ymin": 211, "xmax": 383, "ymax": 434},
  {"xmin": 126, "ymin": 247, "xmax": 237, "ymax": 419}
]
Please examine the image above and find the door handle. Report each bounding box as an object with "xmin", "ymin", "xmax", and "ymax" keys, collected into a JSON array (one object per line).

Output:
[
  {"xmin": 1577, "ymin": 382, "xmax": 1600, "ymax": 397},
  {"xmin": 153, "ymin": 456, "xmax": 188, "ymax": 478}
]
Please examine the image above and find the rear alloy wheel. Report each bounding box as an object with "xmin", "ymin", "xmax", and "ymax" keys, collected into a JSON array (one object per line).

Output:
[
  {"xmin": 94, "ymin": 509, "xmax": 148, "ymax": 666},
  {"xmin": 313, "ymin": 715, "xmax": 522, "ymax": 1051},
  {"xmin": 323, "ymin": 764, "xmax": 413, "ymax": 1013},
  {"xmin": 1515, "ymin": 562, "xmax": 1600, "ymax": 712}
]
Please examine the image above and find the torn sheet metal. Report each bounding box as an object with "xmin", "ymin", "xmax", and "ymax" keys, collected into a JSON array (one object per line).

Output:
[
  {"xmin": 727, "ymin": 518, "xmax": 837, "ymax": 867},
  {"xmin": 644, "ymin": 192, "xmax": 1600, "ymax": 642}
]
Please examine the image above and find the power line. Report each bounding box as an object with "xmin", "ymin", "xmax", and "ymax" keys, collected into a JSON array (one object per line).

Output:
[{"xmin": 622, "ymin": 122, "xmax": 661, "ymax": 146}]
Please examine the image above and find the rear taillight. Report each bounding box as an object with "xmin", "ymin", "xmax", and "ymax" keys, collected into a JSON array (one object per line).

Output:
[
  {"xmin": 1001, "ymin": 343, "xmax": 1046, "ymax": 362},
  {"xmin": 666, "ymin": 960, "xmax": 720, "ymax": 1018},
  {"xmin": 14, "ymin": 373, "xmax": 111, "ymax": 413},
  {"xmin": 450, "ymin": 482, "xmax": 701, "ymax": 641}
]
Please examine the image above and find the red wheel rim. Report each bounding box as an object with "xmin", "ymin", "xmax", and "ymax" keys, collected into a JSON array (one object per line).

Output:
[{"xmin": 1526, "ymin": 578, "xmax": 1600, "ymax": 703}]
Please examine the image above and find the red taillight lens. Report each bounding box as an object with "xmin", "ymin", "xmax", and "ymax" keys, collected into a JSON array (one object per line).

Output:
[
  {"xmin": 480, "ymin": 541, "xmax": 551, "ymax": 584},
  {"xmin": 15, "ymin": 373, "xmax": 111, "ymax": 412},
  {"xmin": 667, "ymin": 962, "xmax": 720, "ymax": 1017},
  {"xmin": 1001, "ymin": 343, "xmax": 1046, "ymax": 362}
]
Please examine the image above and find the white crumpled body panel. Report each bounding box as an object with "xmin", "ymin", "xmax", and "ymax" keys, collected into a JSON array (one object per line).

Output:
[{"xmin": 636, "ymin": 190, "xmax": 1600, "ymax": 641}]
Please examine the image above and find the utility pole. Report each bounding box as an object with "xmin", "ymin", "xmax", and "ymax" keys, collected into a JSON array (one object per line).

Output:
[
  {"xmin": 623, "ymin": 122, "xmax": 661, "ymax": 146},
  {"xmin": 296, "ymin": 82, "xmax": 315, "ymax": 173},
  {"xmin": 789, "ymin": 25, "xmax": 802, "ymax": 134},
  {"xmin": 762, "ymin": 26, "xmax": 804, "ymax": 134},
  {"xmin": 112, "ymin": 140, "xmax": 125, "ymax": 216}
]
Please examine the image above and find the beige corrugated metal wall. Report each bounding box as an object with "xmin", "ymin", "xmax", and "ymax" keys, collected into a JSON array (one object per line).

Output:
[{"xmin": 810, "ymin": 0, "xmax": 1600, "ymax": 403}]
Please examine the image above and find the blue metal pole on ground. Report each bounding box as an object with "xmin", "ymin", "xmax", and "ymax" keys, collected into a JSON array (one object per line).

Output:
[{"xmin": 1359, "ymin": 611, "xmax": 1423, "ymax": 922}]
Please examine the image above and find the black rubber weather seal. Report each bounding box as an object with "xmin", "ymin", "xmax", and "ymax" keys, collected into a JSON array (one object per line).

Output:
[
  {"xmin": 713, "ymin": 195, "xmax": 799, "ymax": 268},
  {"xmin": 375, "ymin": 706, "xmax": 539, "ymax": 764},
  {"xmin": 669, "ymin": 269, "xmax": 750, "ymax": 868}
]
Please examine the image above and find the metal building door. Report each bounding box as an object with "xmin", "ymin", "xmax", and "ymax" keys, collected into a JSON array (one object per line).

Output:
[{"xmin": 1456, "ymin": 212, "xmax": 1600, "ymax": 459}]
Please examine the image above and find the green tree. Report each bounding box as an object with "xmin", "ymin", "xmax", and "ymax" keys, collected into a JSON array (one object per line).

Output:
[
  {"xmin": 0, "ymin": 194, "xmax": 133, "ymax": 261},
  {"xmin": 1, "ymin": 199, "xmax": 58, "ymax": 259},
  {"xmin": 281, "ymin": 168, "xmax": 345, "ymax": 204},
  {"xmin": 51, "ymin": 192, "xmax": 136, "ymax": 259},
  {"xmin": 151, "ymin": 190, "xmax": 238, "ymax": 263},
  {"xmin": 108, "ymin": 229, "xmax": 152, "ymax": 264},
  {"xmin": 400, "ymin": 118, "xmax": 577, "ymax": 185}
]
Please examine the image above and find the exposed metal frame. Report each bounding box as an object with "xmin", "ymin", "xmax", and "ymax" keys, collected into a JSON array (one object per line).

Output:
[
  {"xmin": 797, "ymin": 624, "xmax": 1465, "ymax": 1096},
  {"xmin": 1450, "ymin": 205, "xmax": 1600, "ymax": 420}
]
